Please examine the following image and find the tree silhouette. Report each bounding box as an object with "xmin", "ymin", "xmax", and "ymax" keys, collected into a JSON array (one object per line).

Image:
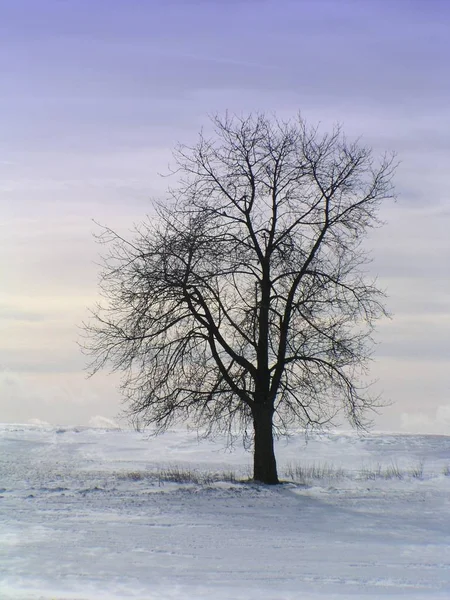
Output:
[{"xmin": 84, "ymin": 114, "xmax": 396, "ymax": 484}]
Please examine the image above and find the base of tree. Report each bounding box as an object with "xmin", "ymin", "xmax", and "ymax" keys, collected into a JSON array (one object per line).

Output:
[{"xmin": 252, "ymin": 406, "xmax": 279, "ymax": 484}]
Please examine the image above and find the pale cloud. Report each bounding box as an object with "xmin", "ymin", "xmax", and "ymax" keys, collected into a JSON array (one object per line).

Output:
[
  {"xmin": 88, "ymin": 415, "xmax": 120, "ymax": 429},
  {"xmin": 400, "ymin": 405, "xmax": 450, "ymax": 435},
  {"xmin": 28, "ymin": 418, "xmax": 51, "ymax": 426},
  {"xmin": 371, "ymin": 358, "xmax": 450, "ymax": 431},
  {"xmin": 0, "ymin": 370, "xmax": 122, "ymax": 426}
]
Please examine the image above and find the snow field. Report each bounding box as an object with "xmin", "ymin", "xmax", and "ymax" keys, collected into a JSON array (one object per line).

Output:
[{"xmin": 1, "ymin": 424, "xmax": 450, "ymax": 599}]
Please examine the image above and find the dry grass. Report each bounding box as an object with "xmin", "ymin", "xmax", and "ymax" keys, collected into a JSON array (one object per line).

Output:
[
  {"xmin": 117, "ymin": 461, "xmax": 428, "ymax": 486},
  {"xmin": 284, "ymin": 461, "xmax": 426, "ymax": 483},
  {"xmin": 283, "ymin": 462, "xmax": 346, "ymax": 483},
  {"xmin": 156, "ymin": 466, "xmax": 240, "ymax": 485},
  {"xmin": 116, "ymin": 466, "xmax": 242, "ymax": 485}
]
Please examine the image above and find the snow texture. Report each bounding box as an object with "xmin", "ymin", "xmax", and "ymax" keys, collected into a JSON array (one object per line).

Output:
[{"xmin": 1, "ymin": 424, "xmax": 450, "ymax": 599}]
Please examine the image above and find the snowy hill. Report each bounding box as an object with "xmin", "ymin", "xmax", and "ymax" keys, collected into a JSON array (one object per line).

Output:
[{"xmin": 1, "ymin": 424, "xmax": 450, "ymax": 599}]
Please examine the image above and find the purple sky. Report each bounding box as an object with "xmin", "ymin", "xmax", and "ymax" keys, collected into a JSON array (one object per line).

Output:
[{"xmin": 1, "ymin": 0, "xmax": 450, "ymax": 432}]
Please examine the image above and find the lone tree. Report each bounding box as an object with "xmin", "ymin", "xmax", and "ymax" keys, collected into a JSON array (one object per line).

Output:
[{"xmin": 84, "ymin": 114, "xmax": 395, "ymax": 484}]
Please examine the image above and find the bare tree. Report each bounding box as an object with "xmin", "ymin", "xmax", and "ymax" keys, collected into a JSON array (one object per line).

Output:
[{"xmin": 83, "ymin": 113, "xmax": 396, "ymax": 484}]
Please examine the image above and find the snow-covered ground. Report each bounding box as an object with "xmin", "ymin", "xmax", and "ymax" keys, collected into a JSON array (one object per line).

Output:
[{"xmin": 1, "ymin": 424, "xmax": 450, "ymax": 599}]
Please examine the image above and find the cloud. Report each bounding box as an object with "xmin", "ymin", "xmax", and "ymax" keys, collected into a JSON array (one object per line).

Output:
[
  {"xmin": 0, "ymin": 307, "xmax": 45, "ymax": 323},
  {"xmin": 28, "ymin": 418, "xmax": 51, "ymax": 426},
  {"xmin": 88, "ymin": 415, "xmax": 120, "ymax": 429},
  {"xmin": 400, "ymin": 405, "xmax": 450, "ymax": 435},
  {"xmin": 0, "ymin": 370, "xmax": 122, "ymax": 426}
]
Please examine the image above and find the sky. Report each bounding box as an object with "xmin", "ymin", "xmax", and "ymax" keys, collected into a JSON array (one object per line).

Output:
[{"xmin": 1, "ymin": 0, "xmax": 449, "ymax": 433}]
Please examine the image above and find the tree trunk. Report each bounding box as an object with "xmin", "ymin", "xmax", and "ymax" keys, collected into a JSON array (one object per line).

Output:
[{"xmin": 252, "ymin": 405, "xmax": 279, "ymax": 484}]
